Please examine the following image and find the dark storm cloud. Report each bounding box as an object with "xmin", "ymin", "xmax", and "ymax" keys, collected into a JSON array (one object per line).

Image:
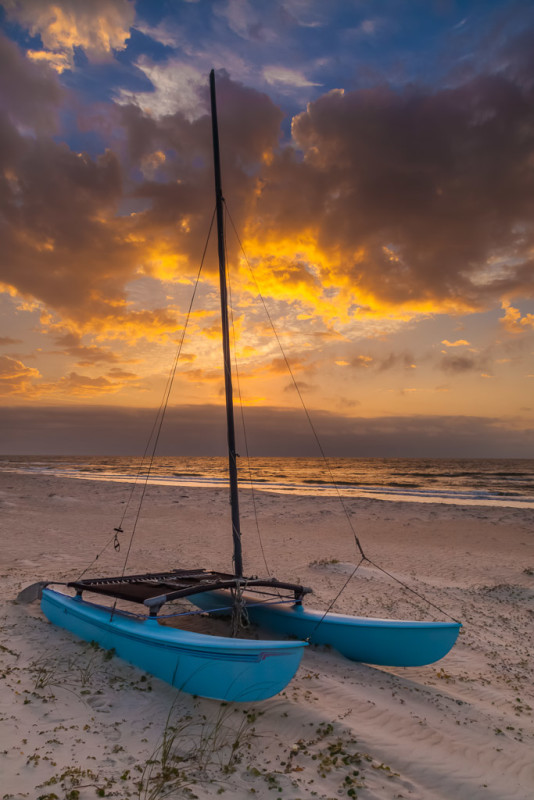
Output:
[
  {"xmin": 120, "ymin": 73, "xmax": 285, "ymax": 275},
  {"xmin": 255, "ymin": 70, "xmax": 534, "ymax": 310},
  {"xmin": 0, "ymin": 33, "xmax": 63, "ymax": 132},
  {"xmin": 0, "ymin": 34, "xmax": 179, "ymax": 333},
  {"xmin": 0, "ymin": 132, "xmax": 139, "ymax": 320},
  {"xmin": 1, "ymin": 405, "xmax": 533, "ymax": 458},
  {"xmin": 0, "ymin": 33, "xmax": 135, "ymax": 320},
  {"xmin": 111, "ymin": 59, "xmax": 534, "ymax": 316}
]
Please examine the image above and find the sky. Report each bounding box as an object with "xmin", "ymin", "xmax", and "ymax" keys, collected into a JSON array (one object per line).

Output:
[{"xmin": 0, "ymin": 0, "xmax": 533, "ymax": 457}]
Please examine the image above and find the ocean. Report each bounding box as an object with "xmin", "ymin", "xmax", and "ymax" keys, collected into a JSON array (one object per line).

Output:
[{"xmin": 1, "ymin": 455, "xmax": 533, "ymax": 509}]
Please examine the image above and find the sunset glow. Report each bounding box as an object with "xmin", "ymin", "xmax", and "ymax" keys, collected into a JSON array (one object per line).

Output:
[{"xmin": 1, "ymin": 0, "xmax": 533, "ymax": 456}]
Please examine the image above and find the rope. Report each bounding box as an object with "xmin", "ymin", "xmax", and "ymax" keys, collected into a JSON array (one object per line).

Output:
[{"xmin": 230, "ymin": 579, "xmax": 250, "ymax": 636}]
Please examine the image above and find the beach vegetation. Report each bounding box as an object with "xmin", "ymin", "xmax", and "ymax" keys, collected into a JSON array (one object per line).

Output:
[
  {"xmin": 435, "ymin": 667, "xmax": 453, "ymax": 682},
  {"xmin": 30, "ymin": 655, "xmax": 66, "ymax": 692},
  {"xmin": 37, "ymin": 765, "xmax": 113, "ymax": 799},
  {"xmin": 136, "ymin": 700, "xmax": 259, "ymax": 799}
]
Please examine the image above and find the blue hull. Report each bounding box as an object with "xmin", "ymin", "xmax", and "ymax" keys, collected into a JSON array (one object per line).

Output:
[
  {"xmin": 189, "ymin": 592, "xmax": 461, "ymax": 667},
  {"xmin": 41, "ymin": 589, "xmax": 306, "ymax": 701}
]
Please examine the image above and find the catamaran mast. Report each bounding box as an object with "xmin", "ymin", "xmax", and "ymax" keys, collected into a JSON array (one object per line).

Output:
[{"xmin": 209, "ymin": 69, "xmax": 243, "ymax": 579}]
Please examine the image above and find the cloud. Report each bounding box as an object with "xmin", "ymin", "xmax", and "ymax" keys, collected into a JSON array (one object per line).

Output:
[
  {"xmin": 351, "ymin": 355, "xmax": 373, "ymax": 368},
  {"xmin": 116, "ymin": 59, "xmax": 206, "ymax": 120},
  {"xmin": 253, "ymin": 72, "xmax": 534, "ymax": 314},
  {"xmin": 376, "ymin": 352, "xmax": 415, "ymax": 372},
  {"xmin": 0, "ymin": 33, "xmax": 63, "ymax": 132},
  {"xmin": 26, "ymin": 49, "xmax": 72, "ymax": 74},
  {"xmin": 3, "ymin": 41, "xmax": 534, "ymax": 388},
  {"xmin": 499, "ymin": 302, "xmax": 534, "ymax": 333},
  {"xmin": 283, "ymin": 379, "xmax": 314, "ymax": 393},
  {"xmin": 0, "ymin": 40, "xmax": 186, "ymax": 338},
  {"xmin": 4, "ymin": 0, "xmax": 135, "ymax": 67},
  {"xmin": 439, "ymin": 354, "xmax": 487, "ymax": 374},
  {"xmin": 1, "ymin": 405, "xmax": 533, "ymax": 457},
  {"xmin": 117, "ymin": 71, "xmax": 285, "ymax": 283},
  {"xmin": 214, "ymin": 0, "xmax": 283, "ymax": 44},
  {"xmin": 50, "ymin": 332, "xmax": 124, "ymax": 366},
  {"xmin": 345, "ymin": 18, "xmax": 384, "ymax": 39},
  {"xmin": 134, "ymin": 20, "xmax": 186, "ymax": 49},
  {"xmin": 0, "ymin": 337, "xmax": 22, "ymax": 345},
  {"xmin": 0, "ymin": 134, "xmax": 135, "ymax": 322},
  {"xmin": 266, "ymin": 355, "xmax": 308, "ymax": 374},
  {"xmin": 52, "ymin": 369, "xmax": 140, "ymax": 396},
  {"xmin": 106, "ymin": 367, "xmax": 139, "ymax": 379},
  {"xmin": 0, "ymin": 355, "xmax": 40, "ymax": 395},
  {"xmin": 263, "ymin": 66, "xmax": 320, "ymax": 89},
  {"xmin": 441, "ymin": 339, "xmax": 470, "ymax": 347},
  {"xmin": 349, "ymin": 352, "xmax": 415, "ymax": 371}
]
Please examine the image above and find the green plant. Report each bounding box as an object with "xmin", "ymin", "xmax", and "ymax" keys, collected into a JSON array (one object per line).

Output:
[
  {"xmin": 137, "ymin": 701, "xmax": 259, "ymax": 799},
  {"xmin": 37, "ymin": 766, "xmax": 112, "ymax": 798},
  {"xmin": 30, "ymin": 655, "xmax": 65, "ymax": 691}
]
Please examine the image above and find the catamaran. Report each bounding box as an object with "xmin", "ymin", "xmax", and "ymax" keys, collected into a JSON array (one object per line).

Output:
[{"xmin": 20, "ymin": 71, "xmax": 461, "ymax": 701}]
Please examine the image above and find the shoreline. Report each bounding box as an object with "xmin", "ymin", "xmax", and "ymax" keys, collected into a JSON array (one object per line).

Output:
[
  {"xmin": 2, "ymin": 463, "xmax": 533, "ymax": 510},
  {"xmin": 0, "ymin": 471, "xmax": 533, "ymax": 799}
]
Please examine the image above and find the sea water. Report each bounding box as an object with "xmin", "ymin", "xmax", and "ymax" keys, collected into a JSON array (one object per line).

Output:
[{"xmin": 1, "ymin": 455, "xmax": 533, "ymax": 509}]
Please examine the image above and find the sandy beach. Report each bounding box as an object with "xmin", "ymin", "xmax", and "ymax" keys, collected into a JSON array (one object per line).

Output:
[{"xmin": 1, "ymin": 470, "xmax": 533, "ymax": 799}]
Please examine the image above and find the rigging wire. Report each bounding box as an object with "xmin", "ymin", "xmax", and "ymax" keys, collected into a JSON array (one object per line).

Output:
[
  {"xmin": 224, "ymin": 201, "xmax": 366, "ymax": 561},
  {"xmin": 363, "ymin": 558, "xmax": 462, "ymax": 624},
  {"xmin": 76, "ymin": 374, "xmax": 182, "ymax": 580},
  {"xmin": 115, "ymin": 208, "xmax": 217, "ymax": 586},
  {"xmin": 305, "ymin": 557, "xmax": 366, "ymax": 642},
  {"xmin": 79, "ymin": 208, "xmax": 216, "ymax": 605},
  {"xmin": 224, "ymin": 207, "xmax": 273, "ymax": 580},
  {"xmin": 224, "ymin": 201, "xmax": 459, "ymax": 624}
]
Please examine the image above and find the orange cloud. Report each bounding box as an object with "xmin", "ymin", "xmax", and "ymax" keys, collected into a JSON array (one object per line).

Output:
[
  {"xmin": 2, "ymin": 56, "xmax": 534, "ymax": 414},
  {"xmin": 251, "ymin": 76, "xmax": 534, "ymax": 317},
  {"xmin": 265, "ymin": 355, "xmax": 308, "ymax": 374},
  {"xmin": 441, "ymin": 339, "xmax": 471, "ymax": 347},
  {"xmin": 49, "ymin": 330, "xmax": 132, "ymax": 366},
  {"xmin": 182, "ymin": 368, "xmax": 222, "ymax": 384},
  {"xmin": 52, "ymin": 370, "xmax": 139, "ymax": 397},
  {"xmin": 26, "ymin": 49, "xmax": 71, "ymax": 74},
  {"xmin": 351, "ymin": 355, "xmax": 373, "ymax": 368},
  {"xmin": 4, "ymin": 0, "xmax": 134, "ymax": 67},
  {"xmin": 500, "ymin": 302, "xmax": 534, "ymax": 334},
  {"xmin": 0, "ymin": 356, "xmax": 41, "ymax": 395}
]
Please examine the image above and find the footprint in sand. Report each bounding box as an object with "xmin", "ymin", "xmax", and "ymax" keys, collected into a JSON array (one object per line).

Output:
[
  {"xmin": 87, "ymin": 695, "xmax": 111, "ymax": 712},
  {"xmin": 103, "ymin": 727, "xmax": 122, "ymax": 742}
]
